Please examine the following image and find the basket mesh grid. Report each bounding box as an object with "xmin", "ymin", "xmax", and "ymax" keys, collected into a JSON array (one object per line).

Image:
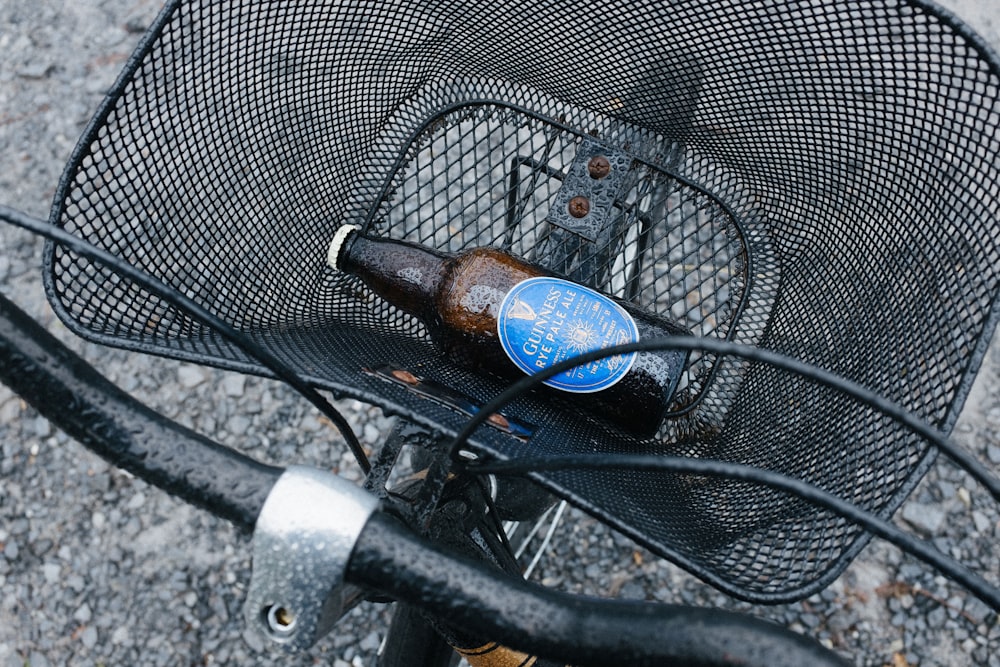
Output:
[{"xmin": 45, "ymin": 0, "xmax": 1000, "ymax": 601}]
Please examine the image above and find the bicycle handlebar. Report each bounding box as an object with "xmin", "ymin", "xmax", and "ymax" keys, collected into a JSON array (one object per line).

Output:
[
  {"xmin": 0, "ymin": 289, "xmax": 850, "ymax": 665},
  {"xmin": 349, "ymin": 511, "xmax": 850, "ymax": 667}
]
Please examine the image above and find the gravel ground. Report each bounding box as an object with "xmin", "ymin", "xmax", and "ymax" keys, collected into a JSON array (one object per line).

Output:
[{"xmin": 1, "ymin": 1, "xmax": 999, "ymax": 666}]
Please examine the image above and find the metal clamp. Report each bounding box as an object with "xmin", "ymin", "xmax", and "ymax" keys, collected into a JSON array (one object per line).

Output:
[{"xmin": 244, "ymin": 466, "xmax": 379, "ymax": 651}]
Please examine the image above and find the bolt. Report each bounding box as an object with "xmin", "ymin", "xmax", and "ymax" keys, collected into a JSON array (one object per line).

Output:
[
  {"xmin": 274, "ymin": 607, "xmax": 295, "ymax": 628},
  {"xmin": 568, "ymin": 196, "xmax": 590, "ymax": 218},
  {"xmin": 587, "ymin": 155, "xmax": 611, "ymax": 179},
  {"xmin": 265, "ymin": 605, "xmax": 297, "ymax": 635}
]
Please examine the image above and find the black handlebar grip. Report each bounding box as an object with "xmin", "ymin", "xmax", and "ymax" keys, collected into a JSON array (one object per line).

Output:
[
  {"xmin": 0, "ymin": 293, "xmax": 281, "ymax": 531},
  {"xmin": 349, "ymin": 512, "xmax": 851, "ymax": 667}
]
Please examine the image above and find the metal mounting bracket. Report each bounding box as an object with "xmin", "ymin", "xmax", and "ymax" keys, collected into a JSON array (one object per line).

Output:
[
  {"xmin": 539, "ymin": 140, "xmax": 635, "ymax": 283},
  {"xmin": 244, "ymin": 466, "xmax": 379, "ymax": 652},
  {"xmin": 547, "ymin": 140, "xmax": 632, "ymax": 242}
]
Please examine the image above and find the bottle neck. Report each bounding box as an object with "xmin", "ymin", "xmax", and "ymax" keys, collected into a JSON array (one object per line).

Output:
[{"xmin": 339, "ymin": 233, "xmax": 448, "ymax": 318}]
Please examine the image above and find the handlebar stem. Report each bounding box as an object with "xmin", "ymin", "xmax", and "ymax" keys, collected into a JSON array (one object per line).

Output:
[{"xmin": 244, "ymin": 466, "xmax": 379, "ymax": 651}]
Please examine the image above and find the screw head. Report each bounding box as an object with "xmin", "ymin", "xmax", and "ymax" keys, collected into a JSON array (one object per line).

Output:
[
  {"xmin": 568, "ymin": 196, "xmax": 590, "ymax": 218},
  {"xmin": 587, "ymin": 155, "xmax": 611, "ymax": 179}
]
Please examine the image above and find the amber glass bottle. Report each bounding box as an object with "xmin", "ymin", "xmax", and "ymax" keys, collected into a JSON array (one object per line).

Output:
[{"xmin": 327, "ymin": 225, "xmax": 689, "ymax": 438}]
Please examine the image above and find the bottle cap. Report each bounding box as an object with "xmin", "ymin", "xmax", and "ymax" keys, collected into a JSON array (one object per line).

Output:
[{"xmin": 326, "ymin": 224, "xmax": 360, "ymax": 272}]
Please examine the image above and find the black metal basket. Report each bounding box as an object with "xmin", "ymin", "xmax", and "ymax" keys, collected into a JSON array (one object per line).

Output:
[{"xmin": 44, "ymin": 0, "xmax": 1000, "ymax": 602}]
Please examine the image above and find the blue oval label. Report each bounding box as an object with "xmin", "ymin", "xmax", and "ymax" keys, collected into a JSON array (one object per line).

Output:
[{"xmin": 496, "ymin": 276, "xmax": 638, "ymax": 393}]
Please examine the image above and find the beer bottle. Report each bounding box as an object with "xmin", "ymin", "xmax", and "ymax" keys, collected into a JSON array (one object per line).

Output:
[{"xmin": 326, "ymin": 225, "xmax": 690, "ymax": 438}]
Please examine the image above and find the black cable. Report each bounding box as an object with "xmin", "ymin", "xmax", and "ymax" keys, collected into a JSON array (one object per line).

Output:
[
  {"xmin": 0, "ymin": 205, "xmax": 369, "ymax": 473},
  {"xmin": 467, "ymin": 453, "xmax": 1000, "ymax": 612},
  {"xmin": 446, "ymin": 335, "xmax": 1000, "ymax": 610},
  {"xmin": 446, "ymin": 336, "xmax": 1000, "ymax": 504}
]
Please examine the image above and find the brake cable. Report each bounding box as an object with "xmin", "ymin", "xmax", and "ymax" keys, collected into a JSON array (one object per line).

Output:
[
  {"xmin": 0, "ymin": 205, "xmax": 369, "ymax": 473},
  {"xmin": 447, "ymin": 336, "xmax": 1000, "ymax": 611},
  {"xmin": 448, "ymin": 336, "xmax": 1000, "ymax": 503}
]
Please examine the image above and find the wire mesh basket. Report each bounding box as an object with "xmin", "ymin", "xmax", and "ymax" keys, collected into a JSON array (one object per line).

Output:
[{"xmin": 44, "ymin": 0, "xmax": 1000, "ymax": 602}]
